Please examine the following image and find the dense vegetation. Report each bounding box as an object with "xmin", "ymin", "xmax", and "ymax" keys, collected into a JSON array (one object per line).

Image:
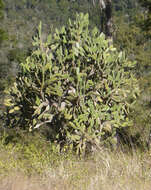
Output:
[
  {"xmin": 4, "ymin": 13, "xmax": 139, "ymax": 154},
  {"xmin": 0, "ymin": 0, "xmax": 150, "ymax": 155},
  {"xmin": 0, "ymin": 0, "xmax": 151, "ymax": 188}
]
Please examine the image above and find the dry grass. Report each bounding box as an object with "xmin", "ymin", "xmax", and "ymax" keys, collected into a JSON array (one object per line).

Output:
[{"xmin": 0, "ymin": 148, "xmax": 151, "ymax": 190}]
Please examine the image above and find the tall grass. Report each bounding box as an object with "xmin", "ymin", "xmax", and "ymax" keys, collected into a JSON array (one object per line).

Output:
[{"xmin": 0, "ymin": 130, "xmax": 151, "ymax": 190}]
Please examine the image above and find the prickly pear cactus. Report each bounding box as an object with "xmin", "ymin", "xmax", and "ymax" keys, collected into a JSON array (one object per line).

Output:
[{"xmin": 4, "ymin": 13, "xmax": 139, "ymax": 154}]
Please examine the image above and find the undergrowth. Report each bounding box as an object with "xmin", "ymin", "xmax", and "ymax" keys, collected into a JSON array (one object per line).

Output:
[
  {"xmin": 0, "ymin": 130, "xmax": 151, "ymax": 190},
  {"xmin": 0, "ymin": 130, "xmax": 76, "ymax": 176}
]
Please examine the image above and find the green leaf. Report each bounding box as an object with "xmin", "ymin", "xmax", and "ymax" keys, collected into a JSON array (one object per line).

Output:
[
  {"xmin": 9, "ymin": 109, "xmax": 15, "ymax": 114},
  {"xmin": 35, "ymin": 96, "xmax": 41, "ymax": 106}
]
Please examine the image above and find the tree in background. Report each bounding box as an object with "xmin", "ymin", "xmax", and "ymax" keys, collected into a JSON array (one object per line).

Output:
[
  {"xmin": 0, "ymin": 0, "xmax": 7, "ymax": 117},
  {"xmin": 136, "ymin": 0, "xmax": 151, "ymax": 146},
  {"xmin": 139, "ymin": 0, "xmax": 151, "ymax": 37},
  {"xmin": 92, "ymin": 0, "xmax": 113, "ymax": 39},
  {"xmin": 0, "ymin": 0, "xmax": 8, "ymax": 92},
  {"xmin": 0, "ymin": 0, "xmax": 4, "ymax": 45},
  {"xmin": 113, "ymin": 0, "xmax": 151, "ymax": 147}
]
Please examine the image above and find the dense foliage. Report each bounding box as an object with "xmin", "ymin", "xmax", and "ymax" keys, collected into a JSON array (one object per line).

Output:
[
  {"xmin": 4, "ymin": 13, "xmax": 139, "ymax": 153},
  {"xmin": 139, "ymin": 0, "xmax": 151, "ymax": 36},
  {"xmin": 0, "ymin": 0, "xmax": 150, "ymax": 151}
]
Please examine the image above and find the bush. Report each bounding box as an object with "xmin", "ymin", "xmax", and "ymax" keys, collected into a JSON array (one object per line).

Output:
[{"xmin": 4, "ymin": 13, "xmax": 139, "ymax": 154}]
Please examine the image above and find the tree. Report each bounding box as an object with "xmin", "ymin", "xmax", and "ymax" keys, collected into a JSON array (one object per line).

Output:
[
  {"xmin": 0, "ymin": 0, "xmax": 3, "ymax": 18},
  {"xmin": 0, "ymin": 0, "xmax": 8, "ymax": 88},
  {"xmin": 92, "ymin": 0, "xmax": 113, "ymax": 39},
  {"xmin": 113, "ymin": 0, "xmax": 151, "ymax": 148},
  {"xmin": 0, "ymin": 0, "xmax": 4, "ymax": 44},
  {"xmin": 0, "ymin": 0, "xmax": 7, "ymax": 118},
  {"xmin": 139, "ymin": 0, "xmax": 151, "ymax": 37}
]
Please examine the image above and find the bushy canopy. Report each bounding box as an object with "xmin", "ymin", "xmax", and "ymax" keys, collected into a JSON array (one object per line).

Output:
[{"xmin": 4, "ymin": 13, "xmax": 139, "ymax": 153}]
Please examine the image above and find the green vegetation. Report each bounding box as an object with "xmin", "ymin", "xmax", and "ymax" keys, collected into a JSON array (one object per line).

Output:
[
  {"xmin": 139, "ymin": 0, "xmax": 151, "ymax": 36},
  {"xmin": 4, "ymin": 13, "xmax": 139, "ymax": 154},
  {"xmin": 0, "ymin": 0, "xmax": 151, "ymax": 188},
  {"xmin": 0, "ymin": 132, "xmax": 151, "ymax": 189},
  {"xmin": 112, "ymin": 0, "xmax": 151, "ymax": 147}
]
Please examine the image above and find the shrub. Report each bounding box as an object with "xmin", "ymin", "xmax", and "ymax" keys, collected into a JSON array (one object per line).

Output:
[{"xmin": 4, "ymin": 13, "xmax": 139, "ymax": 154}]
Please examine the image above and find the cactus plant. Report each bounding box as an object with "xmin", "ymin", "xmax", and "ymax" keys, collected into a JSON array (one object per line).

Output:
[{"xmin": 4, "ymin": 13, "xmax": 139, "ymax": 154}]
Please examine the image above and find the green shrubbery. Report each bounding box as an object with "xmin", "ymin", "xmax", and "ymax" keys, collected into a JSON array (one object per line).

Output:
[
  {"xmin": 0, "ymin": 129, "xmax": 71, "ymax": 175},
  {"xmin": 4, "ymin": 13, "xmax": 139, "ymax": 154}
]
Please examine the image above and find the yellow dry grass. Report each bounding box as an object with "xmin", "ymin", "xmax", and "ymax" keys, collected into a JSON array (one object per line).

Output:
[{"xmin": 0, "ymin": 148, "xmax": 151, "ymax": 190}]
